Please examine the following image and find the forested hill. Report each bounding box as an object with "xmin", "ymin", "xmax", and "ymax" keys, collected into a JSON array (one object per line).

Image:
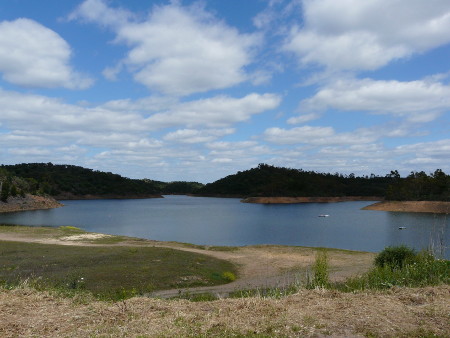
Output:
[
  {"xmin": 195, "ymin": 164, "xmax": 450, "ymax": 201},
  {"xmin": 196, "ymin": 164, "xmax": 390, "ymax": 197},
  {"xmin": 1, "ymin": 163, "xmax": 162, "ymax": 199},
  {"xmin": 1, "ymin": 163, "xmax": 448, "ymax": 201}
]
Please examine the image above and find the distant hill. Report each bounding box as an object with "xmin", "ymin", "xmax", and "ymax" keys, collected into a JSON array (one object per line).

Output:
[
  {"xmin": 195, "ymin": 164, "xmax": 450, "ymax": 201},
  {"xmin": 195, "ymin": 164, "xmax": 390, "ymax": 198},
  {"xmin": 147, "ymin": 180, "xmax": 204, "ymax": 195},
  {"xmin": 1, "ymin": 163, "xmax": 162, "ymax": 199},
  {"xmin": 1, "ymin": 163, "xmax": 448, "ymax": 201}
]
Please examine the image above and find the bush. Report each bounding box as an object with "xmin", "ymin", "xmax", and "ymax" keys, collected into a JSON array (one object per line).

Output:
[
  {"xmin": 338, "ymin": 248, "xmax": 449, "ymax": 292},
  {"xmin": 374, "ymin": 245, "xmax": 417, "ymax": 269},
  {"xmin": 222, "ymin": 271, "xmax": 236, "ymax": 282},
  {"xmin": 307, "ymin": 249, "xmax": 329, "ymax": 288}
]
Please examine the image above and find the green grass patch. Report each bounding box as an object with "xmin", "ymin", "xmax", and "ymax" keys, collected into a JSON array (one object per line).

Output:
[
  {"xmin": 336, "ymin": 250, "xmax": 449, "ymax": 292},
  {"xmin": 230, "ymin": 284, "xmax": 301, "ymax": 299},
  {"xmin": 307, "ymin": 249, "xmax": 330, "ymax": 289},
  {"xmin": 169, "ymin": 291, "xmax": 220, "ymax": 302},
  {"xmin": 231, "ymin": 245, "xmax": 448, "ymax": 300},
  {"xmin": 0, "ymin": 240, "xmax": 237, "ymax": 301},
  {"xmin": 0, "ymin": 224, "xmax": 87, "ymax": 238}
]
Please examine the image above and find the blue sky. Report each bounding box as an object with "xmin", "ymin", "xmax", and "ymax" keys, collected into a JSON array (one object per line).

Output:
[{"xmin": 0, "ymin": 0, "xmax": 449, "ymax": 183}]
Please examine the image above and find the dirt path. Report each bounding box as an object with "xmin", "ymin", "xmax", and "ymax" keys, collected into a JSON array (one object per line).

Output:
[{"xmin": 0, "ymin": 231, "xmax": 375, "ymax": 298}]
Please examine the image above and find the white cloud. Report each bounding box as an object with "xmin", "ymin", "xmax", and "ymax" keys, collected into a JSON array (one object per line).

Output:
[
  {"xmin": 212, "ymin": 158, "xmax": 233, "ymax": 163},
  {"xmin": 300, "ymin": 77, "xmax": 450, "ymax": 122},
  {"xmin": 146, "ymin": 93, "xmax": 281, "ymax": 128},
  {"xmin": 263, "ymin": 125, "xmax": 378, "ymax": 145},
  {"xmin": 69, "ymin": 0, "xmax": 133, "ymax": 28},
  {"xmin": 72, "ymin": 1, "xmax": 260, "ymax": 96},
  {"xmin": 284, "ymin": 0, "xmax": 450, "ymax": 71},
  {"xmin": 163, "ymin": 128, "xmax": 235, "ymax": 144},
  {"xmin": 287, "ymin": 113, "xmax": 321, "ymax": 124},
  {"xmin": 0, "ymin": 18, "xmax": 92, "ymax": 89},
  {"xmin": 395, "ymin": 139, "xmax": 450, "ymax": 158}
]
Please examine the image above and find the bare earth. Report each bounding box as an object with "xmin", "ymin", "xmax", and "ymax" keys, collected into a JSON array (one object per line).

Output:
[
  {"xmin": 0, "ymin": 231, "xmax": 449, "ymax": 337},
  {"xmin": 242, "ymin": 196, "xmax": 381, "ymax": 204},
  {"xmin": 363, "ymin": 201, "xmax": 450, "ymax": 214},
  {"xmin": 0, "ymin": 194, "xmax": 62, "ymax": 213}
]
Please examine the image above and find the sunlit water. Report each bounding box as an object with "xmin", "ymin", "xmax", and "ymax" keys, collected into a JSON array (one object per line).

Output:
[{"xmin": 0, "ymin": 195, "xmax": 448, "ymax": 257}]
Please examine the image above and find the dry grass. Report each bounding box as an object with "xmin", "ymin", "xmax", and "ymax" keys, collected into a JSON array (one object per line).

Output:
[{"xmin": 1, "ymin": 284, "xmax": 448, "ymax": 337}]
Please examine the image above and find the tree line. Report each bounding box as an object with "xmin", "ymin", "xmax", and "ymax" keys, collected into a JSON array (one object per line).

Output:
[
  {"xmin": 1, "ymin": 163, "xmax": 448, "ymax": 202},
  {"xmin": 196, "ymin": 164, "xmax": 449, "ymax": 201}
]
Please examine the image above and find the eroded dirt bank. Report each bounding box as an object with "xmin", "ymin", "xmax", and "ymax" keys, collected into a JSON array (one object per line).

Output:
[
  {"xmin": 53, "ymin": 192, "xmax": 163, "ymax": 200},
  {"xmin": 241, "ymin": 196, "xmax": 382, "ymax": 204},
  {"xmin": 363, "ymin": 201, "xmax": 450, "ymax": 214},
  {"xmin": 0, "ymin": 195, "xmax": 63, "ymax": 213}
]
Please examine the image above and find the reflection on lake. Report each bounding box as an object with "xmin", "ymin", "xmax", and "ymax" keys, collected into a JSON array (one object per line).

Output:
[{"xmin": 0, "ymin": 195, "xmax": 448, "ymax": 257}]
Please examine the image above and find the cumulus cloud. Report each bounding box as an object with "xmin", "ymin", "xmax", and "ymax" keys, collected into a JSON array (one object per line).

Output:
[
  {"xmin": 263, "ymin": 125, "xmax": 378, "ymax": 145},
  {"xmin": 163, "ymin": 128, "xmax": 235, "ymax": 144},
  {"xmin": 71, "ymin": 0, "xmax": 260, "ymax": 96},
  {"xmin": 0, "ymin": 18, "xmax": 92, "ymax": 89},
  {"xmin": 69, "ymin": 0, "xmax": 133, "ymax": 28},
  {"xmin": 299, "ymin": 77, "xmax": 450, "ymax": 122},
  {"xmin": 284, "ymin": 0, "xmax": 450, "ymax": 71},
  {"xmin": 395, "ymin": 139, "xmax": 450, "ymax": 158},
  {"xmin": 287, "ymin": 113, "xmax": 321, "ymax": 124},
  {"xmin": 0, "ymin": 88, "xmax": 279, "ymax": 138},
  {"xmin": 146, "ymin": 93, "xmax": 281, "ymax": 128}
]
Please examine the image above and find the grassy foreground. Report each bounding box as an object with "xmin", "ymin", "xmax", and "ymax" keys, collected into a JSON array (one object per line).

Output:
[
  {"xmin": 0, "ymin": 225, "xmax": 236, "ymax": 300},
  {"xmin": 0, "ymin": 225, "xmax": 448, "ymax": 337}
]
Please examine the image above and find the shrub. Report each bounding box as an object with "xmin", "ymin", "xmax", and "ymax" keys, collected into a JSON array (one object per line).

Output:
[
  {"xmin": 374, "ymin": 245, "xmax": 417, "ymax": 269},
  {"xmin": 222, "ymin": 271, "xmax": 236, "ymax": 282},
  {"xmin": 308, "ymin": 249, "xmax": 329, "ymax": 288},
  {"xmin": 338, "ymin": 248, "xmax": 449, "ymax": 292}
]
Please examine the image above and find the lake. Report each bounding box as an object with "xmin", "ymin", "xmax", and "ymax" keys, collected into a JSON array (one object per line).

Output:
[{"xmin": 0, "ymin": 195, "xmax": 448, "ymax": 257}]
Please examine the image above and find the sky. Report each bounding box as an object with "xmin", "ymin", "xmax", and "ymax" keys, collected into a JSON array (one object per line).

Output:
[{"xmin": 0, "ymin": 0, "xmax": 449, "ymax": 183}]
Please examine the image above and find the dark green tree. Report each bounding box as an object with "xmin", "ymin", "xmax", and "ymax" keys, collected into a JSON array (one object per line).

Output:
[{"xmin": 1, "ymin": 181, "xmax": 10, "ymax": 202}]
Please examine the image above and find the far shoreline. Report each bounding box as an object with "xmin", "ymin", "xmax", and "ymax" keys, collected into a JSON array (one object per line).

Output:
[
  {"xmin": 2, "ymin": 194, "xmax": 449, "ymax": 215},
  {"xmin": 362, "ymin": 200, "xmax": 450, "ymax": 214},
  {"xmin": 241, "ymin": 196, "xmax": 450, "ymax": 214},
  {"xmin": 241, "ymin": 196, "xmax": 382, "ymax": 204}
]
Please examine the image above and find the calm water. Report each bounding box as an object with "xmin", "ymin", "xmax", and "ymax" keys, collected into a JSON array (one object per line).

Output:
[{"xmin": 0, "ymin": 195, "xmax": 448, "ymax": 256}]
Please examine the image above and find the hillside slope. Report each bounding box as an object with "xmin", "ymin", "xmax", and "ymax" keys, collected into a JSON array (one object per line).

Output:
[
  {"xmin": 196, "ymin": 164, "xmax": 391, "ymax": 198},
  {"xmin": 2, "ymin": 163, "xmax": 162, "ymax": 199}
]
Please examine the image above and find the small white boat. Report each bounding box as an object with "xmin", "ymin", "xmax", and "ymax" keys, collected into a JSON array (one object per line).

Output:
[
  {"xmin": 318, "ymin": 214, "xmax": 330, "ymax": 217},
  {"xmin": 398, "ymin": 226, "xmax": 407, "ymax": 230}
]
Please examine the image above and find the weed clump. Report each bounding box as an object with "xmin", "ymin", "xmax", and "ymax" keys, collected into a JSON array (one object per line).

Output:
[
  {"xmin": 307, "ymin": 249, "xmax": 330, "ymax": 289},
  {"xmin": 339, "ymin": 246, "xmax": 449, "ymax": 291},
  {"xmin": 222, "ymin": 271, "xmax": 236, "ymax": 282},
  {"xmin": 374, "ymin": 245, "xmax": 417, "ymax": 269}
]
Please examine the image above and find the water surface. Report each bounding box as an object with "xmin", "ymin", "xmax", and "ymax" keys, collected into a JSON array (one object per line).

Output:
[{"xmin": 0, "ymin": 195, "xmax": 448, "ymax": 257}]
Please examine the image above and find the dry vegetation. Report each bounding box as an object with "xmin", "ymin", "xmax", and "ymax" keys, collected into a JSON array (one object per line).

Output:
[{"xmin": 1, "ymin": 284, "xmax": 449, "ymax": 337}]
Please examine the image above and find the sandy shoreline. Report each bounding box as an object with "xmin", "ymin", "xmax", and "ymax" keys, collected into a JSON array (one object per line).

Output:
[
  {"xmin": 363, "ymin": 200, "xmax": 450, "ymax": 214},
  {"xmin": 241, "ymin": 196, "xmax": 382, "ymax": 204}
]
